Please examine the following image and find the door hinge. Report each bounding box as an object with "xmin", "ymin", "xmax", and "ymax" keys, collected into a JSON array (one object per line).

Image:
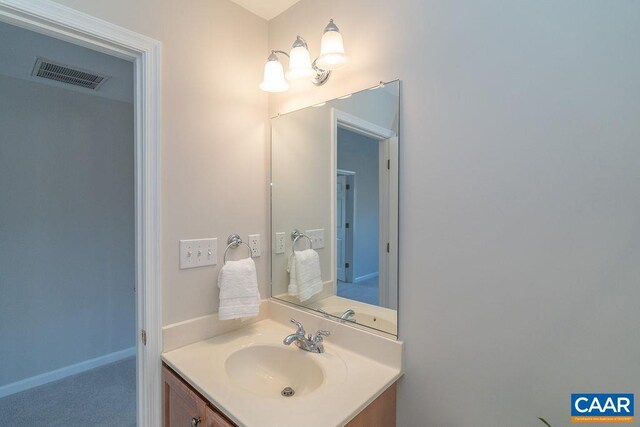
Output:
[
  {"xmin": 345, "ymin": 223, "xmax": 350, "ymax": 228},
  {"xmin": 346, "ymin": 184, "xmax": 350, "ymax": 190},
  {"xmin": 387, "ymin": 159, "xmax": 390, "ymax": 170},
  {"xmin": 345, "ymin": 262, "xmax": 350, "ymax": 268},
  {"xmin": 141, "ymin": 329, "xmax": 147, "ymax": 346},
  {"xmin": 387, "ymin": 242, "xmax": 390, "ymax": 253}
]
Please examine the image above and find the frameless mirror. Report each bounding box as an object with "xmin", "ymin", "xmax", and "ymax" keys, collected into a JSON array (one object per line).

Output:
[{"xmin": 271, "ymin": 80, "xmax": 399, "ymax": 336}]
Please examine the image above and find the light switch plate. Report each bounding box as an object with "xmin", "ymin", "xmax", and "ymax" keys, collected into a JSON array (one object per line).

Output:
[
  {"xmin": 275, "ymin": 232, "xmax": 286, "ymax": 254},
  {"xmin": 180, "ymin": 238, "xmax": 217, "ymax": 269},
  {"xmin": 305, "ymin": 229, "xmax": 325, "ymax": 249}
]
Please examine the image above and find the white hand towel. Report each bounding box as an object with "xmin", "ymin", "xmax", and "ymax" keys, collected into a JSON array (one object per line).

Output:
[
  {"xmin": 294, "ymin": 249, "xmax": 323, "ymax": 302},
  {"xmin": 217, "ymin": 257, "xmax": 261, "ymax": 320},
  {"xmin": 287, "ymin": 253, "xmax": 298, "ymax": 296}
]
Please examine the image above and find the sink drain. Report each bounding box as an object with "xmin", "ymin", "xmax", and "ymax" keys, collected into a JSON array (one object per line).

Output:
[{"xmin": 281, "ymin": 387, "xmax": 295, "ymax": 397}]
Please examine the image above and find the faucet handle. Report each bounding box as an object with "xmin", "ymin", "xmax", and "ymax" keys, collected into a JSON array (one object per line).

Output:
[
  {"xmin": 312, "ymin": 330, "xmax": 330, "ymax": 343},
  {"xmin": 290, "ymin": 318, "xmax": 305, "ymax": 335}
]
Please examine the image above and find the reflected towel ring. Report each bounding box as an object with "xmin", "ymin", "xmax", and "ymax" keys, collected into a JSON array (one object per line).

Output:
[
  {"xmin": 223, "ymin": 234, "xmax": 252, "ymax": 264},
  {"xmin": 291, "ymin": 229, "xmax": 312, "ymax": 253}
]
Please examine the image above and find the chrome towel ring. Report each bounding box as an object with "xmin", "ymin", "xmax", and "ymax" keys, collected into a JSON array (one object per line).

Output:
[
  {"xmin": 223, "ymin": 234, "xmax": 252, "ymax": 264},
  {"xmin": 291, "ymin": 229, "xmax": 312, "ymax": 253}
]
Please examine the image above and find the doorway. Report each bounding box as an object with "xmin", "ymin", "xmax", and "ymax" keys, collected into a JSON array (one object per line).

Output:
[
  {"xmin": 0, "ymin": 20, "xmax": 136, "ymax": 425},
  {"xmin": 336, "ymin": 128, "xmax": 382, "ymax": 305},
  {"xmin": 0, "ymin": 1, "xmax": 161, "ymax": 425},
  {"xmin": 331, "ymin": 109, "xmax": 398, "ymax": 309}
]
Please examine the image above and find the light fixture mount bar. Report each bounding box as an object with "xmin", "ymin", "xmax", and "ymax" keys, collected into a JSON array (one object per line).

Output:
[{"xmin": 311, "ymin": 59, "xmax": 331, "ymax": 86}]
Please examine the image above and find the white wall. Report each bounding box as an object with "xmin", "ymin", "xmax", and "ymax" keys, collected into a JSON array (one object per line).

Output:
[
  {"xmin": 51, "ymin": 0, "xmax": 270, "ymax": 326},
  {"xmin": 269, "ymin": 1, "xmax": 640, "ymax": 425},
  {"xmin": 0, "ymin": 75, "xmax": 134, "ymax": 386},
  {"xmin": 337, "ymin": 128, "xmax": 379, "ymax": 279},
  {"xmin": 271, "ymin": 107, "xmax": 333, "ymax": 296}
]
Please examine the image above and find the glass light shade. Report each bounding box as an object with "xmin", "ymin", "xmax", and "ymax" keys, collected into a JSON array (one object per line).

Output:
[
  {"xmin": 317, "ymin": 30, "xmax": 347, "ymax": 70},
  {"xmin": 287, "ymin": 45, "xmax": 314, "ymax": 79},
  {"xmin": 259, "ymin": 58, "xmax": 289, "ymax": 92}
]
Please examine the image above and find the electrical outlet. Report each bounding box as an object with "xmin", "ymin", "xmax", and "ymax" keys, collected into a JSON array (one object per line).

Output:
[
  {"xmin": 180, "ymin": 238, "xmax": 217, "ymax": 269},
  {"xmin": 248, "ymin": 234, "xmax": 261, "ymax": 257},
  {"xmin": 275, "ymin": 232, "xmax": 286, "ymax": 254},
  {"xmin": 305, "ymin": 229, "xmax": 325, "ymax": 249}
]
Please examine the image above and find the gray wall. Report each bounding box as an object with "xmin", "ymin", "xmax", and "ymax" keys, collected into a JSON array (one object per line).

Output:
[
  {"xmin": 337, "ymin": 128, "xmax": 379, "ymax": 280},
  {"xmin": 269, "ymin": 1, "xmax": 640, "ymax": 426},
  {"xmin": 0, "ymin": 75, "xmax": 135, "ymax": 386}
]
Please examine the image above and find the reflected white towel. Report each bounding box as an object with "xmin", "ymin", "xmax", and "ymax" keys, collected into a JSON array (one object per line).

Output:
[
  {"xmin": 217, "ymin": 257, "xmax": 260, "ymax": 320},
  {"xmin": 294, "ymin": 249, "xmax": 323, "ymax": 302},
  {"xmin": 287, "ymin": 253, "xmax": 298, "ymax": 296}
]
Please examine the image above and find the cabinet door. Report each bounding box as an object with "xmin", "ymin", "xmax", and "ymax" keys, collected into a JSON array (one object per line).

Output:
[
  {"xmin": 163, "ymin": 366, "xmax": 206, "ymax": 427},
  {"xmin": 346, "ymin": 382, "xmax": 397, "ymax": 427},
  {"xmin": 205, "ymin": 406, "xmax": 235, "ymax": 427}
]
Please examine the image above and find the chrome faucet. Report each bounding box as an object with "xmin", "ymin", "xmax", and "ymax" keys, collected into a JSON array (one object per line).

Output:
[
  {"xmin": 283, "ymin": 319, "xmax": 330, "ymax": 353},
  {"xmin": 340, "ymin": 309, "xmax": 355, "ymax": 321},
  {"xmin": 282, "ymin": 319, "xmax": 307, "ymax": 345}
]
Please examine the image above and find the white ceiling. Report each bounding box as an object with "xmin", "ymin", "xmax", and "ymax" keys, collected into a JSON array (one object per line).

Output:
[
  {"xmin": 0, "ymin": 21, "xmax": 133, "ymax": 103},
  {"xmin": 229, "ymin": 0, "xmax": 301, "ymax": 20}
]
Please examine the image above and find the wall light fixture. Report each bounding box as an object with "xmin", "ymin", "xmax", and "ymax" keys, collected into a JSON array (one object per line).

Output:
[{"xmin": 260, "ymin": 19, "xmax": 347, "ymax": 93}]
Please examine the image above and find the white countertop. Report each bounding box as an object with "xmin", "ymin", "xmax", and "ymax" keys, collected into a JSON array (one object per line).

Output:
[{"xmin": 162, "ymin": 315, "xmax": 403, "ymax": 427}]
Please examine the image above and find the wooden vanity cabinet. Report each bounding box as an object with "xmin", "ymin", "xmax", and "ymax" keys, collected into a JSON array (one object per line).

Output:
[
  {"xmin": 163, "ymin": 363, "xmax": 396, "ymax": 427},
  {"xmin": 163, "ymin": 364, "xmax": 235, "ymax": 427},
  {"xmin": 205, "ymin": 405, "xmax": 235, "ymax": 427},
  {"xmin": 346, "ymin": 382, "xmax": 397, "ymax": 427}
]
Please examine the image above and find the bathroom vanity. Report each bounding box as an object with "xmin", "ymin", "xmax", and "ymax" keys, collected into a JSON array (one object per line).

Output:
[
  {"xmin": 163, "ymin": 365, "xmax": 397, "ymax": 427},
  {"xmin": 161, "ymin": 300, "xmax": 403, "ymax": 427}
]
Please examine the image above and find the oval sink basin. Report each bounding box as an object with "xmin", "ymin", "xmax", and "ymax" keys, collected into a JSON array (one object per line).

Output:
[{"xmin": 225, "ymin": 345, "xmax": 324, "ymax": 397}]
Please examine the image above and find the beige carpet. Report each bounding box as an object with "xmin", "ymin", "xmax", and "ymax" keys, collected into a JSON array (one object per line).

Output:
[
  {"xmin": 337, "ymin": 276, "xmax": 379, "ymax": 305},
  {"xmin": 0, "ymin": 356, "xmax": 136, "ymax": 426}
]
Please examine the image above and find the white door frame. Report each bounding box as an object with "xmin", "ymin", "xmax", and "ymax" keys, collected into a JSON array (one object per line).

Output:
[
  {"xmin": 0, "ymin": 1, "xmax": 162, "ymax": 426},
  {"xmin": 330, "ymin": 109, "xmax": 396, "ymax": 307},
  {"xmin": 382, "ymin": 136, "xmax": 399, "ymax": 309}
]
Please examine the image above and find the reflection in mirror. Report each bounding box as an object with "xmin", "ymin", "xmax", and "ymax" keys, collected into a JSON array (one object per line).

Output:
[{"xmin": 271, "ymin": 80, "xmax": 399, "ymax": 336}]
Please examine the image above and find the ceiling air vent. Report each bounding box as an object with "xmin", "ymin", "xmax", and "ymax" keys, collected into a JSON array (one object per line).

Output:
[{"xmin": 31, "ymin": 58, "xmax": 109, "ymax": 90}]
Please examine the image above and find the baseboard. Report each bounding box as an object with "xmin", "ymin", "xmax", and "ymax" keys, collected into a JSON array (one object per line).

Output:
[
  {"xmin": 0, "ymin": 346, "xmax": 135, "ymax": 399},
  {"xmin": 354, "ymin": 272, "xmax": 379, "ymax": 283}
]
